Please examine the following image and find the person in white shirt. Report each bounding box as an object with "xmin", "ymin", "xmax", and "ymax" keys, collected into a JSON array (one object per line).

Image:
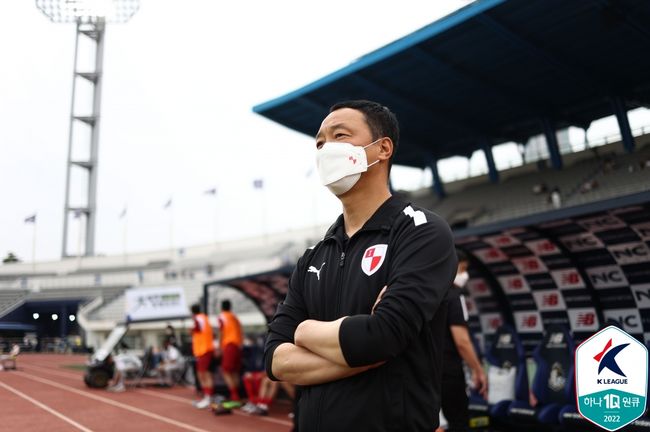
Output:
[{"xmin": 158, "ymin": 338, "xmax": 184, "ymax": 386}]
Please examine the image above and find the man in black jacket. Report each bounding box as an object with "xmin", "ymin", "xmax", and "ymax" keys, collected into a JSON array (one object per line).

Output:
[{"xmin": 264, "ymin": 100, "xmax": 457, "ymax": 431}]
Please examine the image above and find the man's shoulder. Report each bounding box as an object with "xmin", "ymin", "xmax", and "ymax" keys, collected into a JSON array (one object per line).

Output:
[
  {"xmin": 393, "ymin": 201, "xmax": 451, "ymax": 233},
  {"xmin": 296, "ymin": 238, "xmax": 330, "ymax": 266}
]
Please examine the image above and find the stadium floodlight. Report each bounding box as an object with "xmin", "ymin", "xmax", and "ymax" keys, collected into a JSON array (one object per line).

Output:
[
  {"xmin": 36, "ymin": 0, "xmax": 139, "ymax": 258},
  {"xmin": 33, "ymin": 313, "xmax": 40, "ymax": 320},
  {"xmin": 36, "ymin": 0, "xmax": 139, "ymax": 23},
  {"xmin": 69, "ymin": 314, "xmax": 76, "ymax": 322},
  {"xmin": 52, "ymin": 313, "xmax": 59, "ymax": 321}
]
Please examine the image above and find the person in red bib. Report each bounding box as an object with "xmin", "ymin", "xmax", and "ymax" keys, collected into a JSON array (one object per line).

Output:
[
  {"xmin": 218, "ymin": 300, "xmax": 243, "ymax": 404},
  {"xmin": 191, "ymin": 303, "xmax": 215, "ymax": 409}
]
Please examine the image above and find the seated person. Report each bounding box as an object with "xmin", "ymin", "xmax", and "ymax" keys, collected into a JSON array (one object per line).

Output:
[
  {"xmin": 0, "ymin": 343, "xmax": 20, "ymax": 370},
  {"xmin": 157, "ymin": 338, "xmax": 184, "ymax": 386},
  {"xmin": 241, "ymin": 372, "xmax": 295, "ymax": 416},
  {"xmin": 107, "ymin": 352, "xmax": 142, "ymax": 392}
]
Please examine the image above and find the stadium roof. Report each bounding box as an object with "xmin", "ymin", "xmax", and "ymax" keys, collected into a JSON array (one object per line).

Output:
[{"xmin": 253, "ymin": 0, "xmax": 650, "ymax": 168}]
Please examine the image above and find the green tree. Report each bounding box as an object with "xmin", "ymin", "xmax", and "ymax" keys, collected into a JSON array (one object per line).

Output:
[{"xmin": 2, "ymin": 252, "xmax": 20, "ymax": 264}]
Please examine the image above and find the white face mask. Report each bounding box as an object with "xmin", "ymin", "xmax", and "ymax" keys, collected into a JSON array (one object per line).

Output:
[
  {"xmin": 454, "ymin": 271, "xmax": 469, "ymax": 288},
  {"xmin": 316, "ymin": 139, "xmax": 381, "ymax": 196}
]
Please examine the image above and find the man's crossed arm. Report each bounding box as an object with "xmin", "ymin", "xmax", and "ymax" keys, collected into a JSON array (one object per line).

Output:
[{"xmin": 269, "ymin": 290, "xmax": 387, "ymax": 386}]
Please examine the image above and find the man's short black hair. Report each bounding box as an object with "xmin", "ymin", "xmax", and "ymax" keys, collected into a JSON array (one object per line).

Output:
[
  {"xmin": 221, "ymin": 300, "xmax": 231, "ymax": 311},
  {"xmin": 190, "ymin": 303, "xmax": 201, "ymax": 315},
  {"xmin": 456, "ymin": 248, "xmax": 468, "ymax": 263},
  {"xmin": 329, "ymin": 100, "xmax": 400, "ymax": 170}
]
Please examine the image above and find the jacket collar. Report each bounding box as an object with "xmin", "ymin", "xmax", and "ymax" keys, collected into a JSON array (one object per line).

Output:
[{"xmin": 324, "ymin": 195, "xmax": 407, "ymax": 240}]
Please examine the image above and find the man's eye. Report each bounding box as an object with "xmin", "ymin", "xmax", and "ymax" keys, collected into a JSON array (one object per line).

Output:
[{"xmin": 335, "ymin": 133, "xmax": 347, "ymax": 139}]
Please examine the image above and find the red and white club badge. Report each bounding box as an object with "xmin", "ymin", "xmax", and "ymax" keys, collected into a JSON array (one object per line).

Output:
[{"xmin": 361, "ymin": 244, "xmax": 388, "ymax": 276}]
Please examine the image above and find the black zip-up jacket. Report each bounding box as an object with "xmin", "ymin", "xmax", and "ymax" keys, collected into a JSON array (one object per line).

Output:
[{"xmin": 264, "ymin": 196, "xmax": 457, "ymax": 432}]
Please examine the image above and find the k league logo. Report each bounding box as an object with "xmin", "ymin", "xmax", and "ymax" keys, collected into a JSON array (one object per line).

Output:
[{"xmin": 575, "ymin": 326, "xmax": 648, "ymax": 431}]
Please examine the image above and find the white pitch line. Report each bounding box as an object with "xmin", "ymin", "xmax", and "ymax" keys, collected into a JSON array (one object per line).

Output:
[
  {"xmin": 25, "ymin": 363, "xmax": 81, "ymax": 379},
  {"xmin": 15, "ymin": 372, "xmax": 212, "ymax": 432},
  {"xmin": 0, "ymin": 380, "xmax": 95, "ymax": 432},
  {"xmin": 136, "ymin": 389, "xmax": 294, "ymax": 427},
  {"xmin": 25, "ymin": 363, "xmax": 293, "ymax": 428}
]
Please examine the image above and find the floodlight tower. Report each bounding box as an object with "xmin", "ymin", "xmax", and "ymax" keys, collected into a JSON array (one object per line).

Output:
[{"xmin": 36, "ymin": 0, "xmax": 139, "ymax": 258}]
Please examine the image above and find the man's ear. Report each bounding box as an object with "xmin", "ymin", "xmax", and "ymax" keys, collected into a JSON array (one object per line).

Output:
[{"xmin": 377, "ymin": 137, "xmax": 393, "ymax": 162}]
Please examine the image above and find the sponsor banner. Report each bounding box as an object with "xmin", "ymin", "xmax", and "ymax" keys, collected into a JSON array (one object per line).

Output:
[
  {"xmin": 484, "ymin": 234, "xmax": 520, "ymax": 248},
  {"xmin": 473, "ymin": 247, "xmax": 509, "ymax": 264},
  {"xmin": 603, "ymin": 309, "xmax": 644, "ymax": 335},
  {"xmin": 640, "ymin": 308, "xmax": 650, "ymax": 333},
  {"xmin": 514, "ymin": 311, "xmax": 544, "ymax": 333},
  {"xmin": 512, "ymin": 256, "xmax": 548, "ymax": 275},
  {"xmin": 455, "ymin": 236, "xmax": 481, "ymax": 246},
  {"xmin": 631, "ymin": 222, "xmax": 650, "ymax": 241},
  {"xmin": 533, "ymin": 290, "xmax": 567, "ymax": 311},
  {"xmin": 125, "ymin": 286, "xmax": 188, "ymax": 322},
  {"xmin": 562, "ymin": 290, "xmax": 597, "ymax": 308},
  {"xmin": 578, "ymin": 215, "xmax": 626, "ymax": 233},
  {"xmin": 609, "ymin": 242, "xmax": 650, "ymax": 265},
  {"xmin": 551, "ymin": 268, "xmax": 586, "ymax": 290},
  {"xmin": 512, "ymin": 230, "xmax": 539, "ymax": 241},
  {"xmin": 509, "ymin": 293, "xmax": 536, "ymax": 311},
  {"xmin": 497, "ymin": 274, "xmax": 531, "ymax": 294},
  {"xmin": 479, "ymin": 313, "xmax": 504, "ymax": 335},
  {"xmin": 487, "ymin": 262, "xmax": 519, "ymax": 275},
  {"xmin": 538, "ymin": 219, "xmax": 575, "ymax": 231},
  {"xmin": 524, "ymin": 273, "xmax": 557, "ymax": 291},
  {"xmin": 630, "ymin": 284, "xmax": 650, "ymax": 309},
  {"xmin": 560, "ymin": 233, "xmax": 604, "ymax": 252},
  {"xmin": 568, "ymin": 308, "xmax": 600, "ymax": 332},
  {"xmin": 539, "ymin": 311, "xmax": 570, "ymax": 328},
  {"xmin": 596, "ymin": 288, "xmax": 637, "ymax": 310},
  {"xmin": 572, "ymin": 249, "xmax": 617, "ymax": 267},
  {"xmin": 500, "ymin": 245, "xmax": 532, "ymax": 258},
  {"xmin": 467, "ymin": 278, "xmax": 492, "ymax": 298},
  {"xmin": 525, "ymin": 239, "xmax": 560, "ymax": 256},
  {"xmin": 575, "ymin": 326, "xmax": 648, "ymax": 431},
  {"xmin": 464, "ymin": 295, "xmax": 478, "ymax": 316},
  {"xmin": 586, "ymin": 265, "xmax": 629, "ymax": 289},
  {"xmin": 540, "ymin": 254, "xmax": 573, "ymax": 270},
  {"xmin": 598, "ymin": 228, "xmax": 647, "ymax": 246},
  {"xmin": 621, "ymin": 262, "xmax": 650, "ymax": 285}
]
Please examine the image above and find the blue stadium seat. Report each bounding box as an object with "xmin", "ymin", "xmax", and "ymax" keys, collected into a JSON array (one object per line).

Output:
[
  {"xmin": 483, "ymin": 325, "xmax": 528, "ymax": 420},
  {"xmin": 508, "ymin": 326, "xmax": 574, "ymax": 425}
]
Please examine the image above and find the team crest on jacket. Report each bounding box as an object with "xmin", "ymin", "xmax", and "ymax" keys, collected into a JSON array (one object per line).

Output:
[{"xmin": 361, "ymin": 244, "xmax": 387, "ymax": 276}]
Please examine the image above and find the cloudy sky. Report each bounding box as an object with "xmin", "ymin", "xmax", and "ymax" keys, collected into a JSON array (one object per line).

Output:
[{"xmin": 0, "ymin": 0, "xmax": 477, "ymax": 262}]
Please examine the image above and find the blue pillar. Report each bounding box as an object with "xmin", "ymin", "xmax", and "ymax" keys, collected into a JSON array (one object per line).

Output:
[
  {"xmin": 482, "ymin": 141, "xmax": 500, "ymax": 183},
  {"xmin": 541, "ymin": 118, "xmax": 563, "ymax": 170},
  {"xmin": 60, "ymin": 305, "xmax": 67, "ymax": 338},
  {"xmin": 611, "ymin": 96, "xmax": 635, "ymax": 153},
  {"xmin": 429, "ymin": 159, "xmax": 446, "ymax": 199}
]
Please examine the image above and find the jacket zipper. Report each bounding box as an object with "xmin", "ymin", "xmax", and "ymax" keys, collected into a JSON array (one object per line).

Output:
[{"xmin": 316, "ymin": 244, "xmax": 346, "ymax": 432}]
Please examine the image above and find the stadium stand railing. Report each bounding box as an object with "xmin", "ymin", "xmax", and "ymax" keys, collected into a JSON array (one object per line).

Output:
[{"xmin": 407, "ymin": 138, "xmax": 650, "ymax": 228}]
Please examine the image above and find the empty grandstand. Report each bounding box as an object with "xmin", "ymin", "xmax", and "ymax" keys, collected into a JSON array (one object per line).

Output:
[{"xmin": 0, "ymin": 226, "xmax": 321, "ymax": 352}]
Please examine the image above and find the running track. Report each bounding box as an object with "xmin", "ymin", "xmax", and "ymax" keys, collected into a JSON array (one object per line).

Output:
[{"xmin": 0, "ymin": 354, "xmax": 292, "ymax": 432}]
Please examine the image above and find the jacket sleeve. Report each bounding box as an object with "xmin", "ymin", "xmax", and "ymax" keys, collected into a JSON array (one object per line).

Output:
[
  {"xmin": 338, "ymin": 214, "xmax": 457, "ymax": 367},
  {"xmin": 264, "ymin": 254, "xmax": 309, "ymax": 381}
]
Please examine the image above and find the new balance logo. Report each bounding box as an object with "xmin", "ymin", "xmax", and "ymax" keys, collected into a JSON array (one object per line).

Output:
[{"xmin": 308, "ymin": 262, "xmax": 326, "ymax": 280}]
